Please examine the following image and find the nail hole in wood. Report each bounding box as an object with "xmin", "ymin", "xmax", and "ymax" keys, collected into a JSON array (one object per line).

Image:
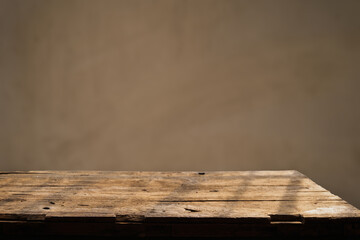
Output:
[
  {"xmin": 43, "ymin": 207, "xmax": 50, "ymax": 210},
  {"xmin": 198, "ymin": 172, "xmax": 205, "ymax": 175}
]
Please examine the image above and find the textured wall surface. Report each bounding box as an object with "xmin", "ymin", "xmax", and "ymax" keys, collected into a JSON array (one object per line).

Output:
[{"xmin": 0, "ymin": 0, "xmax": 359, "ymax": 207}]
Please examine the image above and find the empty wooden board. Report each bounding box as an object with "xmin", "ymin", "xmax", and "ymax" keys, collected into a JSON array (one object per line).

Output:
[{"xmin": 0, "ymin": 170, "xmax": 359, "ymax": 239}]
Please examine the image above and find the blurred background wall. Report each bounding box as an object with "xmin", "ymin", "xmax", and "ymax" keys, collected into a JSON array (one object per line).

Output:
[{"xmin": 0, "ymin": 0, "xmax": 359, "ymax": 207}]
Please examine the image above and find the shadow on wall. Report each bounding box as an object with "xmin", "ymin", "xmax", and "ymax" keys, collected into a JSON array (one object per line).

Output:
[{"xmin": 0, "ymin": 0, "xmax": 359, "ymax": 208}]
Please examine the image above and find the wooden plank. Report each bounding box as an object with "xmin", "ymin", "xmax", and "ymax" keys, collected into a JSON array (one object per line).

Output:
[{"xmin": 0, "ymin": 170, "xmax": 359, "ymax": 238}]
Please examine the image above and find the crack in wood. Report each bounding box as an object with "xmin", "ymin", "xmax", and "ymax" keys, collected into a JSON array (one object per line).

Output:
[
  {"xmin": 184, "ymin": 208, "xmax": 201, "ymax": 212},
  {"xmin": 159, "ymin": 199, "xmax": 343, "ymax": 202}
]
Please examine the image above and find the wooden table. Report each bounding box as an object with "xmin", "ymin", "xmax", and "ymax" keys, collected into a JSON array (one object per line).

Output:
[{"xmin": 0, "ymin": 170, "xmax": 359, "ymax": 239}]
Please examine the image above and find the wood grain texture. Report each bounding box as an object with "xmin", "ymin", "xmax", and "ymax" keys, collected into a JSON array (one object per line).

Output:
[{"xmin": 0, "ymin": 170, "xmax": 359, "ymax": 238}]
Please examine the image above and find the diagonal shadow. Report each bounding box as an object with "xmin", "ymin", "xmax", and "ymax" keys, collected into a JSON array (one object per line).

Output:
[
  {"xmin": 274, "ymin": 171, "xmax": 303, "ymax": 222},
  {"xmin": 143, "ymin": 172, "xmax": 209, "ymax": 216},
  {"xmin": 218, "ymin": 171, "xmax": 252, "ymax": 218}
]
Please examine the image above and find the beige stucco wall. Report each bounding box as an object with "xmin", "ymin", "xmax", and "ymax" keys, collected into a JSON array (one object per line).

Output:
[{"xmin": 1, "ymin": 0, "xmax": 359, "ymax": 207}]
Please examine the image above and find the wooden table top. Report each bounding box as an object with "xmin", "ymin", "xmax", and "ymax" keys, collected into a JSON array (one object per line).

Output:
[{"xmin": 0, "ymin": 170, "xmax": 359, "ymax": 238}]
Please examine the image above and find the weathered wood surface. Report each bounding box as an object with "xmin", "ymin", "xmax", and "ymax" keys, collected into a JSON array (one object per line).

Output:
[{"xmin": 0, "ymin": 170, "xmax": 359, "ymax": 238}]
